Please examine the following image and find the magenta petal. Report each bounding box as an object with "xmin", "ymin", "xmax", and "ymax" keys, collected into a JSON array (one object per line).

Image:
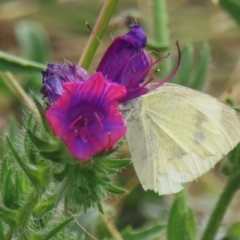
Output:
[{"xmin": 46, "ymin": 73, "xmax": 127, "ymax": 161}]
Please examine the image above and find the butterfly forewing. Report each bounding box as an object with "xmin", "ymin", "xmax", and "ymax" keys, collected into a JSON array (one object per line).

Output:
[{"xmin": 124, "ymin": 83, "xmax": 240, "ymax": 195}]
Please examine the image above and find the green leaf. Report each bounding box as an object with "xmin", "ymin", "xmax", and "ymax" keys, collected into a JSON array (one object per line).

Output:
[
  {"xmin": 0, "ymin": 206, "xmax": 20, "ymax": 228},
  {"xmin": 234, "ymin": 107, "xmax": 240, "ymax": 113},
  {"xmin": 27, "ymin": 128, "xmax": 54, "ymax": 150},
  {"xmin": 105, "ymin": 183, "xmax": 128, "ymax": 194},
  {"xmin": 0, "ymin": 50, "xmax": 45, "ymax": 73},
  {"xmin": 39, "ymin": 149, "xmax": 65, "ymax": 163},
  {"xmin": 219, "ymin": 0, "xmax": 240, "ymax": 25},
  {"xmin": 15, "ymin": 20, "xmax": 51, "ymax": 63},
  {"xmin": 227, "ymin": 142, "xmax": 240, "ymax": 166},
  {"xmin": 31, "ymin": 93, "xmax": 51, "ymax": 132},
  {"xmin": 172, "ymin": 44, "xmax": 194, "ymax": 86},
  {"xmin": 0, "ymin": 157, "xmax": 8, "ymax": 185},
  {"xmin": 105, "ymin": 159, "xmax": 131, "ymax": 168},
  {"xmin": 225, "ymin": 97, "xmax": 235, "ymax": 107},
  {"xmin": 43, "ymin": 216, "xmax": 74, "ymax": 240},
  {"xmin": 226, "ymin": 221, "xmax": 240, "ymax": 240},
  {"xmin": 6, "ymin": 136, "xmax": 48, "ymax": 193},
  {"xmin": 33, "ymin": 195, "xmax": 55, "ymax": 218},
  {"xmin": 167, "ymin": 191, "xmax": 196, "ymax": 240},
  {"xmin": 0, "ymin": 221, "xmax": 4, "ymax": 240},
  {"xmin": 24, "ymin": 114, "xmax": 39, "ymax": 165},
  {"xmin": 97, "ymin": 203, "xmax": 104, "ymax": 214},
  {"xmin": 121, "ymin": 222, "xmax": 166, "ymax": 240},
  {"xmin": 2, "ymin": 168, "xmax": 19, "ymax": 209},
  {"xmin": 190, "ymin": 43, "xmax": 211, "ymax": 91}
]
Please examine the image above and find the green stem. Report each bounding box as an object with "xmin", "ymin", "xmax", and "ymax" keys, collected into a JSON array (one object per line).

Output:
[
  {"xmin": 0, "ymin": 72, "xmax": 37, "ymax": 115},
  {"xmin": 151, "ymin": 0, "xmax": 172, "ymax": 77},
  {"xmin": 78, "ymin": 0, "xmax": 118, "ymax": 70},
  {"xmin": 200, "ymin": 170, "xmax": 240, "ymax": 240}
]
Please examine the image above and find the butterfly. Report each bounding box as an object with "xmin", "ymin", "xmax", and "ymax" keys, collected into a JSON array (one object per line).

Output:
[{"xmin": 122, "ymin": 83, "xmax": 240, "ymax": 195}]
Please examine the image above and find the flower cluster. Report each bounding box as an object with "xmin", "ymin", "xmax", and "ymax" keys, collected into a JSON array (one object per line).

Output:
[{"xmin": 42, "ymin": 24, "xmax": 180, "ymax": 161}]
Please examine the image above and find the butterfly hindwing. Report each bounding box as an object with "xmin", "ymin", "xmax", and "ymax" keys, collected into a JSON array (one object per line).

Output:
[{"xmin": 124, "ymin": 83, "xmax": 240, "ymax": 195}]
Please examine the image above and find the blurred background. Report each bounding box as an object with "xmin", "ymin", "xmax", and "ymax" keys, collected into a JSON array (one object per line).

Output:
[{"xmin": 0, "ymin": 0, "xmax": 240, "ymax": 239}]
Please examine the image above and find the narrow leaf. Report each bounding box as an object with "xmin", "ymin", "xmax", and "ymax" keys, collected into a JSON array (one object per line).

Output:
[
  {"xmin": 172, "ymin": 44, "xmax": 194, "ymax": 86},
  {"xmin": 219, "ymin": 0, "xmax": 240, "ymax": 25},
  {"xmin": 105, "ymin": 183, "xmax": 128, "ymax": 194},
  {"xmin": 167, "ymin": 190, "xmax": 196, "ymax": 240},
  {"xmin": 0, "ymin": 157, "xmax": 8, "ymax": 185},
  {"xmin": 97, "ymin": 203, "xmax": 104, "ymax": 214},
  {"xmin": 43, "ymin": 216, "xmax": 74, "ymax": 240},
  {"xmin": 6, "ymin": 136, "xmax": 46, "ymax": 193},
  {"xmin": 0, "ymin": 221, "xmax": 4, "ymax": 240},
  {"xmin": 2, "ymin": 168, "xmax": 18, "ymax": 209},
  {"xmin": 31, "ymin": 94, "xmax": 51, "ymax": 132},
  {"xmin": 105, "ymin": 159, "xmax": 131, "ymax": 168},
  {"xmin": 39, "ymin": 149, "xmax": 64, "ymax": 163},
  {"xmin": 190, "ymin": 43, "xmax": 211, "ymax": 91},
  {"xmin": 33, "ymin": 195, "xmax": 55, "ymax": 218},
  {"xmin": 27, "ymin": 128, "xmax": 54, "ymax": 150},
  {"xmin": 15, "ymin": 20, "xmax": 51, "ymax": 63},
  {"xmin": 121, "ymin": 222, "xmax": 166, "ymax": 240},
  {"xmin": 0, "ymin": 206, "xmax": 19, "ymax": 228},
  {"xmin": 0, "ymin": 50, "xmax": 45, "ymax": 73},
  {"xmin": 226, "ymin": 221, "xmax": 240, "ymax": 240}
]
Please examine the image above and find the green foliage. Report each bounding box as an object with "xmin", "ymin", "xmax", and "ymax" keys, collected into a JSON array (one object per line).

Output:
[
  {"xmin": 226, "ymin": 221, "xmax": 240, "ymax": 240},
  {"xmin": 121, "ymin": 222, "xmax": 166, "ymax": 240},
  {"xmin": 0, "ymin": 50, "xmax": 46, "ymax": 73},
  {"xmin": 190, "ymin": 43, "xmax": 211, "ymax": 90},
  {"xmin": 173, "ymin": 44, "xmax": 194, "ymax": 86},
  {"xmin": 167, "ymin": 190, "xmax": 196, "ymax": 240},
  {"xmin": 56, "ymin": 154, "xmax": 130, "ymax": 213},
  {"xmin": 219, "ymin": 0, "xmax": 240, "ymax": 25},
  {"xmin": 0, "ymin": 96, "xmax": 130, "ymax": 238},
  {"xmin": 14, "ymin": 20, "xmax": 51, "ymax": 90},
  {"xmin": 172, "ymin": 43, "xmax": 211, "ymax": 91},
  {"xmin": 222, "ymin": 142, "xmax": 240, "ymax": 177},
  {"xmin": 15, "ymin": 21, "xmax": 51, "ymax": 64},
  {"xmin": 42, "ymin": 216, "xmax": 74, "ymax": 240}
]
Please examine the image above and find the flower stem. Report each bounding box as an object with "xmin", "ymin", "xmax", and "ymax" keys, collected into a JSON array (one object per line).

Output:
[
  {"xmin": 0, "ymin": 72, "xmax": 37, "ymax": 115},
  {"xmin": 200, "ymin": 169, "xmax": 240, "ymax": 240},
  {"xmin": 78, "ymin": 0, "xmax": 118, "ymax": 70},
  {"xmin": 151, "ymin": 0, "xmax": 172, "ymax": 77},
  {"xmin": 101, "ymin": 213, "xmax": 123, "ymax": 240}
]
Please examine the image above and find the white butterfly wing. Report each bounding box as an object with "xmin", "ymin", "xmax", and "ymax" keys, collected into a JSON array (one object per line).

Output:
[{"xmin": 124, "ymin": 83, "xmax": 240, "ymax": 195}]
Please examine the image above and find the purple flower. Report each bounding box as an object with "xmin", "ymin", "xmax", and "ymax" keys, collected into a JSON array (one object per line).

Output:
[
  {"xmin": 42, "ymin": 63, "xmax": 89, "ymax": 104},
  {"xmin": 97, "ymin": 24, "xmax": 181, "ymax": 102},
  {"xmin": 45, "ymin": 73, "xmax": 127, "ymax": 161}
]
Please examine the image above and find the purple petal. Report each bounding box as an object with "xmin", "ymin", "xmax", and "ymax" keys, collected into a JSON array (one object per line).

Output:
[
  {"xmin": 41, "ymin": 63, "xmax": 89, "ymax": 104},
  {"xmin": 97, "ymin": 24, "xmax": 151, "ymax": 101}
]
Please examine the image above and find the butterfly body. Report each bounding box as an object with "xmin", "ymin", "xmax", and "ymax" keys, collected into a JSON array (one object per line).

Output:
[{"xmin": 123, "ymin": 83, "xmax": 240, "ymax": 195}]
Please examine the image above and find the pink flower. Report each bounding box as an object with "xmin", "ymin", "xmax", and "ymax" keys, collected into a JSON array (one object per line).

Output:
[{"xmin": 46, "ymin": 73, "xmax": 127, "ymax": 160}]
